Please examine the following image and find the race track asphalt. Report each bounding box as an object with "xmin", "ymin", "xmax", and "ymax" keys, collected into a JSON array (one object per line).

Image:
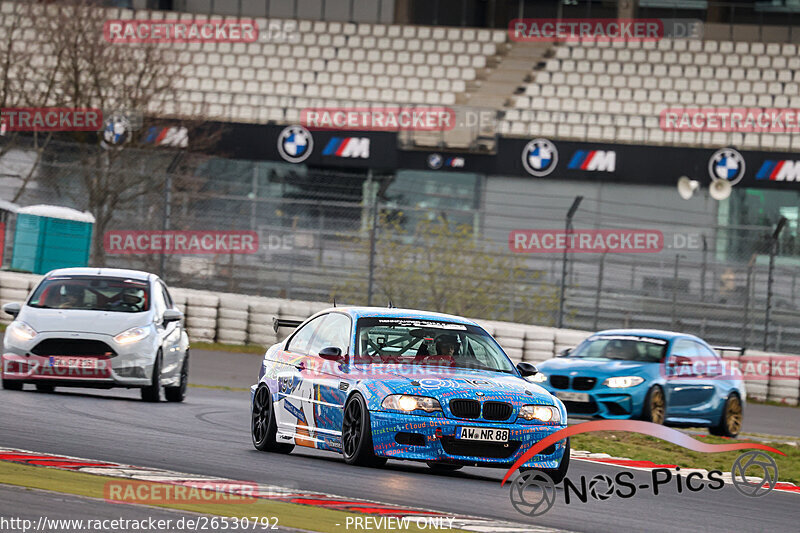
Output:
[{"xmin": 0, "ymin": 348, "xmax": 797, "ymax": 533}]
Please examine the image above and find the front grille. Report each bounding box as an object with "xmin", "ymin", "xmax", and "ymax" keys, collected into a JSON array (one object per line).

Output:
[
  {"xmin": 31, "ymin": 339, "xmax": 116, "ymax": 357},
  {"xmin": 482, "ymin": 401, "xmax": 513, "ymax": 421},
  {"xmin": 549, "ymin": 375, "xmax": 569, "ymax": 389},
  {"xmin": 563, "ymin": 399, "xmax": 598, "ymax": 415},
  {"xmin": 440, "ymin": 437, "xmax": 520, "ymax": 459},
  {"xmin": 449, "ymin": 399, "xmax": 481, "ymax": 419},
  {"xmin": 573, "ymin": 377, "xmax": 597, "ymax": 391}
]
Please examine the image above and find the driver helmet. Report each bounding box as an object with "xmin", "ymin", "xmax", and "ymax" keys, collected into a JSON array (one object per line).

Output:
[{"xmin": 434, "ymin": 333, "xmax": 460, "ymax": 356}]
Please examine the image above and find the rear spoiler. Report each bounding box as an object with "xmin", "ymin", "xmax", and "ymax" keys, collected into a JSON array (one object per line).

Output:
[
  {"xmin": 273, "ymin": 317, "xmax": 303, "ymax": 333},
  {"xmin": 711, "ymin": 345, "xmax": 745, "ymax": 355}
]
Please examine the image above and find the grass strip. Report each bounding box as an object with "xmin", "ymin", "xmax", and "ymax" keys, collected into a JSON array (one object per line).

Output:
[
  {"xmin": 191, "ymin": 342, "xmax": 266, "ymax": 354},
  {"xmin": 572, "ymin": 431, "xmax": 800, "ymax": 484},
  {"xmin": 0, "ymin": 461, "xmax": 456, "ymax": 533}
]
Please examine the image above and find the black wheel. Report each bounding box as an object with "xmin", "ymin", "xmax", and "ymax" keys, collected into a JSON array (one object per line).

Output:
[
  {"xmin": 709, "ymin": 393, "xmax": 742, "ymax": 438},
  {"xmin": 165, "ymin": 352, "xmax": 189, "ymax": 403},
  {"xmin": 35, "ymin": 383, "xmax": 55, "ymax": 393},
  {"xmin": 2, "ymin": 378, "xmax": 23, "ymax": 391},
  {"xmin": 342, "ymin": 393, "xmax": 383, "ymax": 466},
  {"xmin": 141, "ymin": 352, "xmax": 161, "ymax": 402},
  {"xmin": 252, "ymin": 385, "xmax": 294, "ymax": 453},
  {"xmin": 426, "ymin": 462, "xmax": 462, "ymax": 472},
  {"xmin": 642, "ymin": 385, "xmax": 666, "ymax": 425},
  {"xmin": 520, "ymin": 437, "xmax": 571, "ymax": 485}
]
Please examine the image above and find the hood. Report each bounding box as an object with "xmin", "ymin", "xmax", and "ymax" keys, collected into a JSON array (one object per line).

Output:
[
  {"xmin": 18, "ymin": 306, "xmax": 151, "ymax": 336},
  {"xmin": 351, "ymin": 364, "xmax": 556, "ymax": 406},
  {"xmin": 536, "ymin": 356, "xmax": 654, "ymax": 375}
]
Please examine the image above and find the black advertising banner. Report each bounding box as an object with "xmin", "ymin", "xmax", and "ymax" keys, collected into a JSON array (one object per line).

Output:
[
  {"xmin": 212, "ymin": 122, "xmax": 398, "ymax": 169},
  {"xmin": 190, "ymin": 120, "xmax": 800, "ymax": 190},
  {"xmin": 496, "ymin": 136, "xmax": 800, "ymax": 190}
]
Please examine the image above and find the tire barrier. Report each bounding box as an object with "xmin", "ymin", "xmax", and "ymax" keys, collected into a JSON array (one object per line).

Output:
[{"xmin": 1, "ymin": 270, "xmax": 798, "ymax": 402}]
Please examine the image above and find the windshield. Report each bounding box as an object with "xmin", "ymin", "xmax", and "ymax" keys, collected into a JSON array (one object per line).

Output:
[
  {"xmin": 568, "ymin": 334, "xmax": 667, "ymax": 363},
  {"xmin": 28, "ymin": 276, "xmax": 150, "ymax": 313},
  {"xmin": 355, "ymin": 317, "xmax": 516, "ymax": 374}
]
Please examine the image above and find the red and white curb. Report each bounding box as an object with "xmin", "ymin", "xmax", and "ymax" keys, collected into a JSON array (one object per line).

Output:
[
  {"xmin": 571, "ymin": 449, "xmax": 800, "ymax": 495},
  {"xmin": 0, "ymin": 448, "xmax": 564, "ymax": 533}
]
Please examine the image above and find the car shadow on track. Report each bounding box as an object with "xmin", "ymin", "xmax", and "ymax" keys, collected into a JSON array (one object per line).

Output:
[{"xmin": 281, "ymin": 449, "xmax": 502, "ymax": 483}]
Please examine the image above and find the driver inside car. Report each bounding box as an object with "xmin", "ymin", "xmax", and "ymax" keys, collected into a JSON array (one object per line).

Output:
[
  {"xmin": 58, "ymin": 285, "xmax": 84, "ymax": 309},
  {"xmin": 415, "ymin": 333, "xmax": 459, "ymax": 366}
]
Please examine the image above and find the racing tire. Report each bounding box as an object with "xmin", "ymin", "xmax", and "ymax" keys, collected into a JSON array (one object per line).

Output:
[
  {"xmin": 165, "ymin": 352, "xmax": 189, "ymax": 403},
  {"xmin": 35, "ymin": 383, "xmax": 55, "ymax": 393},
  {"xmin": 251, "ymin": 385, "xmax": 294, "ymax": 453},
  {"xmin": 426, "ymin": 462, "xmax": 463, "ymax": 472},
  {"xmin": 521, "ymin": 437, "xmax": 571, "ymax": 485},
  {"xmin": 709, "ymin": 393, "xmax": 742, "ymax": 438},
  {"xmin": 2, "ymin": 377, "xmax": 22, "ymax": 391},
  {"xmin": 141, "ymin": 352, "xmax": 162, "ymax": 402},
  {"xmin": 342, "ymin": 393, "xmax": 384, "ymax": 467},
  {"xmin": 642, "ymin": 385, "xmax": 666, "ymax": 425}
]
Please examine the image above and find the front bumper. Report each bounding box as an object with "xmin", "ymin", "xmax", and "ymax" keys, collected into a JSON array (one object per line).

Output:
[
  {"xmin": 370, "ymin": 411, "xmax": 567, "ymax": 468},
  {"xmin": 2, "ymin": 331, "xmax": 157, "ymax": 387},
  {"xmin": 545, "ymin": 386, "xmax": 648, "ymax": 419}
]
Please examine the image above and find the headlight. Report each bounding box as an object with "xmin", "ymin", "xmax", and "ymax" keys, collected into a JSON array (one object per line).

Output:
[
  {"xmin": 528, "ymin": 372, "xmax": 547, "ymax": 383},
  {"xmin": 381, "ymin": 394, "xmax": 442, "ymax": 413},
  {"xmin": 603, "ymin": 376, "xmax": 644, "ymax": 388},
  {"xmin": 519, "ymin": 405, "xmax": 561, "ymax": 423},
  {"xmin": 7, "ymin": 321, "xmax": 37, "ymax": 342},
  {"xmin": 114, "ymin": 326, "xmax": 149, "ymax": 345}
]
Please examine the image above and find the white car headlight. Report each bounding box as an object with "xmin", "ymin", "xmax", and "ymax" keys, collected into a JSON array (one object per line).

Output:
[
  {"xmin": 603, "ymin": 376, "xmax": 644, "ymax": 388},
  {"xmin": 528, "ymin": 372, "xmax": 547, "ymax": 383},
  {"xmin": 114, "ymin": 326, "xmax": 149, "ymax": 345},
  {"xmin": 7, "ymin": 321, "xmax": 37, "ymax": 342},
  {"xmin": 519, "ymin": 405, "xmax": 561, "ymax": 423},
  {"xmin": 381, "ymin": 394, "xmax": 442, "ymax": 413}
]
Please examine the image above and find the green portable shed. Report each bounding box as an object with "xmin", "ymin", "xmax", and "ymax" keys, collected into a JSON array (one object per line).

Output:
[{"xmin": 11, "ymin": 205, "xmax": 95, "ymax": 274}]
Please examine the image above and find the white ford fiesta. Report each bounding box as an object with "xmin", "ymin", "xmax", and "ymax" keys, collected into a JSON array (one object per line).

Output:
[{"xmin": 1, "ymin": 267, "xmax": 189, "ymax": 402}]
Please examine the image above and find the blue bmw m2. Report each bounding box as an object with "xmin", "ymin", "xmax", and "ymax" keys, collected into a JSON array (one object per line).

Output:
[
  {"xmin": 250, "ymin": 307, "xmax": 570, "ymax": 481},
  {"xmin": 533, "ymin": 329, "xmax": 745, "ymax": 437}
]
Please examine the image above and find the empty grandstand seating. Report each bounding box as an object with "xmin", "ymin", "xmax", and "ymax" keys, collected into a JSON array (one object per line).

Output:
[
  {"xmin": 499, "ymin": 38, "xmax": 800, "ymax": 151},
  {"xmin": 4, "ymin": 0, "xmax": 800, "ymax": 151}
]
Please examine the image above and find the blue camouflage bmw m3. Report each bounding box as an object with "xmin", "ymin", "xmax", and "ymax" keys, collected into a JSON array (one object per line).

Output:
[{"xmin": 250, "ymin": 307, "xmax": 570, "ymax": 480}]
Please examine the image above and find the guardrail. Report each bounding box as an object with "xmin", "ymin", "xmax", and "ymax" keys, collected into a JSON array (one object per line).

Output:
[{"xmin": 1, "ymin": 270, "xmax": 797, "ymax": 406}]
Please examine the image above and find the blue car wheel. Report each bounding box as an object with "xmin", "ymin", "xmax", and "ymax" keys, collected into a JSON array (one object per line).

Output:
[
  {"xmin": 709, "ymin": 393, "xmax": 743, "ymax": 438},
  {"xmin": 642, "ymin": 385, "xmax": 666, "ymax": 425}
]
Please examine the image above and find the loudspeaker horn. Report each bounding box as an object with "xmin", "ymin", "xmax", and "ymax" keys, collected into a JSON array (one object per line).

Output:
[
  {"xmin": 677, "ymin": 176, "xmax": 700, "ymax": 200},
  {"xmin": 709, "ymin": 178, "xmax": 732, "ymax": 201}
]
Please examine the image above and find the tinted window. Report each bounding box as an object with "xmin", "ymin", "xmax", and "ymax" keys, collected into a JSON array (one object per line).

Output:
[
  {"xmin": 569, "ymin": 335, "xmax": 667, "ymax": 362},
  {"xmin": 286, "ymin": 315, "xmax": 326, "ymax": 354},
  {"xmin": 671, "ymin": 339, "xmax": 699, "ymax": 358},
  {"xmin": 28, "ymin": 276, "xmax": 150, "ymax": 313},
  {"xmin": 308, "ymin": 313, "xmax": 351, "ymax": 356}
]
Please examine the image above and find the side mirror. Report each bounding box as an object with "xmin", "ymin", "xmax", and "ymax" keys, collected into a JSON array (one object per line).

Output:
[
  {"xmin": 3, "ymin": 302, "xmax": 21, "ymax": 317},
  {"xmin": 163, "ymin": 309, "xmax": 183, "ymax": 323},
  {"xmin": 516, "ymin": 361, "xmax": 539, "ymax": 377},
  {"xmin": 558, "ymin": 348, "xmax": 571, "ymax": 357},
  {"xmin": 319, "ymin": 346, "xmax": 344, "ymax": 361}
]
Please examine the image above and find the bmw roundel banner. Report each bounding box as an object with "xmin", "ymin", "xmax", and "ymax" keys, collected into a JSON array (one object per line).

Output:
[
  {"xmin": 213, "ymin": 122, "xmax": 398, "ymax": 169},
  {"xmin": 200, "ymin": 119, "xmax": 800, "ymax": 189}
]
